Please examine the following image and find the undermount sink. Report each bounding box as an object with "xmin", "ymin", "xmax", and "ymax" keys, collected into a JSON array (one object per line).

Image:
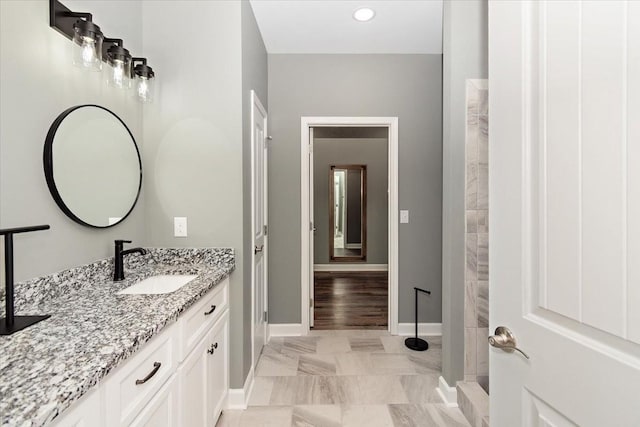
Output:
[{"xmin": 118, "ymin": 275, "xmax": 198, "ymax": 295}]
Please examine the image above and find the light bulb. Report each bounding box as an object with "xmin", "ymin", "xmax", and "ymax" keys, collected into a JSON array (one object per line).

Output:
[
  {"xmin": 112, "ymin": 60, "xmax": 125, "ymax": 87},
  {"xmin": 81, "ymin": 38, "xmax": 96, "ymax": 65},
  {"xmin": 137, "ymin": 78, "xmax": 149, "ymax": 100}
]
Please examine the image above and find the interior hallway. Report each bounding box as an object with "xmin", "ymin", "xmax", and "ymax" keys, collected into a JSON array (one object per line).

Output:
[
  {"xmin": 217, "ymin": 331, "xmax": 470, "ymax": 426},
  {"xmin": 313, "ymin": 272, "xmax": 388, "ymax": 330}
]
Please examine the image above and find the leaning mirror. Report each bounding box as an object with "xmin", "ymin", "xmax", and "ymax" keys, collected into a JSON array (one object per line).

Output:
[
  {"xmin": 43, "ymin": 105, "xmax": 142, "ymax": 228},
  {"xmin": 329, "ymin": 165, "xmax": 366, "ymax": 261}
]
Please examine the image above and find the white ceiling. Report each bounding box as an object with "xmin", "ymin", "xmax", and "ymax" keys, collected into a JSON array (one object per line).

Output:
[{"xmin": 249, "ymin": 0, "xmax": 443, "ymax": 54}]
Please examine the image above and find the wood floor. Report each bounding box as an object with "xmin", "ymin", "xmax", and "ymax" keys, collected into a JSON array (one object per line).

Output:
[{"xmin": 313, "ymin": 271, "xmax": 388, "ymax": 330}]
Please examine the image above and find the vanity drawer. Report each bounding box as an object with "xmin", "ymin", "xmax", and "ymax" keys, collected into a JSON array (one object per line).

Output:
[
  {"xmin": 103, "ymin": 322, "xmax": 178, "ymax": 427},
  {"xmin": 179, "ymin": 277, "xmax": 229, "ymax": 361}
]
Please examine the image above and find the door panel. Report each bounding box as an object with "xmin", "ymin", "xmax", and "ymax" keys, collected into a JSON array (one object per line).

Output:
[
  {"xmin": 309, "ymin": 127, "xmax": 314, "ymax": 327},
  {"xmin": 208, "ymin": 316, "xmax": 229, "ymax": 425},
  {"xmin": 178, "ymin": 336, "xmax": 208, "ymax": 426},
  {"xmin": 251, "ymin": 91, "xmax": 268, "ymax": 368},
  {"xmin": 490, "ymin": 1, "xmax": 640, "ymax": 425}
]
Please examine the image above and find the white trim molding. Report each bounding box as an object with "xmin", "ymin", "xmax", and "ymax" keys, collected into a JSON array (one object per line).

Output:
[
  {"xmin": 436, "ymin": 376, "xmax": 458, "ymax": 407},
  {"xmin": 314, "ymin": 264, "xmax": 388, "ymax": 272},
  {"xmin": 268, "ymin": 323, "xmax": 303, "ymax": 339},
  {"xmin": 226, "ymin": 366, "xmax": 255, "ymax": 410},
  {"xmin": 397, "ymin": 323, "xmax": 443, "ymax": 336},
  {"xmin": 301, "ymin": 116, "xmax": 399, "ymax": 336}
]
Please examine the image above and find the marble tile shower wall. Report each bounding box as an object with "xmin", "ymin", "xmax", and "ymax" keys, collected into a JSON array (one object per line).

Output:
[{"xmin": 464, "ymin": 79, "xmax": 489, "ymax": 394}]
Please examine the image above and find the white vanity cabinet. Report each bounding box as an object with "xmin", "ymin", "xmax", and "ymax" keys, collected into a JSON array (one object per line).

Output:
[
  {"xmin": 49, "ymin": 389, "xmax": 101, "ymax": 427},
  {"xmin": 50, "ymin": 277, "xmax": 230, "ymax": 427},
  {"xmin": 128, "ymin": 374, "xmax": 179, "ymax": 427},
  {"xmin": 178, "ymin": 313, "xmax": 229, "ymax": 427}
]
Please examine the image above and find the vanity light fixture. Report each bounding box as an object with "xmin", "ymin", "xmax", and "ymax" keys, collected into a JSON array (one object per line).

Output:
[
  {"xmin": 72, "ymin": 19, "xmax": 103, "ymax": 71},
  {"xmin": 353, "ymin": 7, "xmax": 376, "ymax": 22},
  {"xmin": 49, "ymin": 0, "xmax": 156, "ymax": 101},
  {"xmin": 105, "ymin": 39, "xmax": 132, "ymax": 89},
  {"xmin": 132, "ymin": 58, "xmax": 155, "ymax": 103}
]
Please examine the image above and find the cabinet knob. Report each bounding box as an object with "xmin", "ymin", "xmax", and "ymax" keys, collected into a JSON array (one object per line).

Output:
[{"xmin": 207, "ymin": 342, "xmax": 219, "ymax": 355}]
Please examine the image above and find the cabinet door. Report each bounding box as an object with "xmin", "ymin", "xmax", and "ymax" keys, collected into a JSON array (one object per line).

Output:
[
  {"xmin": 49, "ymin": 389, "xmax": 101, "ymax": 427},
  {"xmin": 178, "ymin": 330, "xmax": 210, "ymax": 426},
  {"xmin": 207, "ymin": 313, "xmax": 229, "ymax": 425},
  {"xmin": 129, "ymin": 374, "xmax": 178, "ymax": 427}
]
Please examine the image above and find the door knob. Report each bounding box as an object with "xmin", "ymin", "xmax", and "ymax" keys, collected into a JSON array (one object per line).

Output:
[
  {"xmin": 254, "ymin": 245, "xmax": 263, "ymax": 254},
  {"xmin": 488, "ymin": 326, "xmax": 530, "ymax": 359}
]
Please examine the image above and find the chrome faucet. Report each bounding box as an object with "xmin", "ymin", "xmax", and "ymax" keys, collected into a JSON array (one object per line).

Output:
[{"xmin": 114, "ymin": 239, "xmax": 147, "ymax": 281}]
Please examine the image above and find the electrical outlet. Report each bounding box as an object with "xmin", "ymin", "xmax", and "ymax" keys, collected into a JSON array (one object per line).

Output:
[
  {"xmin": 174, "ymin": 217, "xmax": 187, "ymax": 237},
  {"xmin": 400, "ymin": 210, "xmax": 409, "ymax": 224}
]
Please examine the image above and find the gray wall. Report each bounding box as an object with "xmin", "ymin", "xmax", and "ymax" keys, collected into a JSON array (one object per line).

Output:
[
  {"xmin": 0, "ymin": 0, "xmax": 145, "ymax": 283},
  {"xmin": 268, "ymin": 54, "xmax": 443, "ymax": 324},
  {"xmin": 313, "ymin": 138, "xmax": 388, "ymax": 264},
  {"xmin": 1, "ymin": 0, "xmax": 265, "ymax": 390},
  {"xmin": 241, "ymin": 0, "xmax": 268, "ymax": 385},
  {"xmin": 141, "ymin": 0, "xmax": 267, "ymax": 389},
  {"xmin": 441, "ymin": 0, "xmax": 488, "ymax": 386}
]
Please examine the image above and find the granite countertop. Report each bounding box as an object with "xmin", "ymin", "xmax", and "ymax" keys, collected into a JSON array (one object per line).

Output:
[{"xmin": 0, "ymin": 248, "xmax": 235, "ymax": 427}]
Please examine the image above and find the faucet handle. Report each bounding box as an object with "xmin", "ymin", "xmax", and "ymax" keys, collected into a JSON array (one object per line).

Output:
[{"xmin": 115, "ymin": 239, "xmax": 133, "ymax": 245}]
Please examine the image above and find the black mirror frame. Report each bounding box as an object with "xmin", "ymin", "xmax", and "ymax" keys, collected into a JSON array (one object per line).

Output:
[{"xmin": 43, "ymin": 104, "xmax": 142, "ymax": 229}]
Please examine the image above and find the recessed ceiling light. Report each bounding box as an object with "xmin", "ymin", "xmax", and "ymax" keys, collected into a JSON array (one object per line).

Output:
[{"xmin": 353, "ymin": 7, "xmax": 376, "ymax": 22}]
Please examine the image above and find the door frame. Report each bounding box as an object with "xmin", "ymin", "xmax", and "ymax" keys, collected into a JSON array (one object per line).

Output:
[
  {"xmin": 250, "ymin": 90, "xmax": 268, "ymax": 370},
  {"xmin": 300, "ymin": 116, "xmax": 399, "ymax": 334}
]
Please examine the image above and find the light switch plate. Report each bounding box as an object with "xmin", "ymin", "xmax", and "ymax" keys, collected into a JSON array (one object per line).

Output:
[
  {"xmin": 400, "ymin": 210, "xmax": 409, "ymax": 224},
  {"xmin": 174, "ymin": 217, "xmax": 187, "ymax": 237}
]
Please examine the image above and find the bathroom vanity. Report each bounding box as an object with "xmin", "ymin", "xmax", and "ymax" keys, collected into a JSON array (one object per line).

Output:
[{"xmin": 0, "ymin": 248, "xmax": 234, "ymax": 427}]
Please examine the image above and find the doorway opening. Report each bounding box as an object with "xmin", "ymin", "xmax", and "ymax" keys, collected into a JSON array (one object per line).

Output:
[
  {"xmin": 300, "ymin": 117, "xmax": 399, "ymax": 334},
  {"xmin": 313, "ymin": 128, "xmax": 387, "ymax": 329}
]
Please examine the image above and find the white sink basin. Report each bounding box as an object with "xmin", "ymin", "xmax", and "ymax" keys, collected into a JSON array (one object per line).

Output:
[{"xmin": 118, "ymin": 275, "xmax": 198, "ymax": 295}]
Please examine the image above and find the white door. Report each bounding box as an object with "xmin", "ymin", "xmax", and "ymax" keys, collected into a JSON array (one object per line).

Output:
[
  {"xmin": 309, "ymin": 127, "xmax": 315, "ymax": 328},
  {"xmin": 490, "ymin": 1, "xmax": 640, "ymax": 426},
  {"xmin": 251, "ymin": 91, "xmax": 268, "ymax": 368}
]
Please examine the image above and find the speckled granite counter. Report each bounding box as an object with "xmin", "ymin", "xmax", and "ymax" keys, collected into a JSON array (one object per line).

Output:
[{"xmin": 0, "ymin": 248, "xmax": 234, "ymax": 427}]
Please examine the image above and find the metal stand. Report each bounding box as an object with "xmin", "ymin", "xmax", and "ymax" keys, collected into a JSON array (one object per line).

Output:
[
  {"xmin": 404, "ymin": 287, "xmax": 431, "ymax": 351},
  {"xmin": 0, "ymin": 225, "xmax": 51, "ymax": 335}
]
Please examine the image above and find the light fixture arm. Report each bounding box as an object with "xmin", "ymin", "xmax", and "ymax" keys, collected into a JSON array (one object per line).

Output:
[
  {"xmin": 132, "ymin": 57, "xmax": 147, "ymax": 67},
  {"xmin": 104, "ymin": 38, "xmax": 123, "ymax": 46},
  {"xmin": 132, "ymin": 58, "xmax": 154, "ymax": 80},
  {"xmin": 103, "ymin": 38, "xmax": 124, "ymax": 62},
  {"xmin": 49, "ymin": 0, "xmax": 92, "ymax": 41}
]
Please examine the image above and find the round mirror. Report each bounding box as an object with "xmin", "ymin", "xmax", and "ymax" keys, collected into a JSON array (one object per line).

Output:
[{"xmin": 43, "ymin": 105, "xmax": 142, "ymax": 228}]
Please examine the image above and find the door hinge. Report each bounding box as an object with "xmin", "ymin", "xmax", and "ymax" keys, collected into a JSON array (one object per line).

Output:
[
  {"xmin": 264, "ymin": 225, "xmax": 268, "ymax": 236},
  {"xmin": 309, "ymin": 298, "xmax": 313, "ymax": 308},
  {"xmin": 263, "ymin": 311, "xmax": 268, "ymax": 322},
  {"xmin": 310, "ymin": 222, "xmax": 314, "ymax": 231}
]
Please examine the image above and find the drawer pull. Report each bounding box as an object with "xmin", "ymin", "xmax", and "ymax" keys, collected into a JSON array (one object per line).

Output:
[
  {"xmin": 207, "ymin": 342, "xmax": 219, "ymax": 355},
  {"xmin": 135, "ymin": 362, "xmax": 161, "ymax": 385},
  {"xmin": 204, "ymin": 305, "xmax": 217, "ymax": 316}
]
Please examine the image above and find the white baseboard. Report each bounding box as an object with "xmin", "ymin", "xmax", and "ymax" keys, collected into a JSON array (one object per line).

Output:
[
  {"xmin": 314, "ymin": 264, "xmax": 388, "ymax": 272},
  {"xmin": 436, "ymin": 376, "xmax": 458, "ymax": 407},
  {"xmin": 268, "ymin": 323, "xmax": 303, "ymax": 339},
  {"xmin": 397, "ymin": 322, "xmax": 442, "ymax": 336},
  {"xmin": 226, "ymin": 366, "xmax": 255, "ymax": 409}
]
